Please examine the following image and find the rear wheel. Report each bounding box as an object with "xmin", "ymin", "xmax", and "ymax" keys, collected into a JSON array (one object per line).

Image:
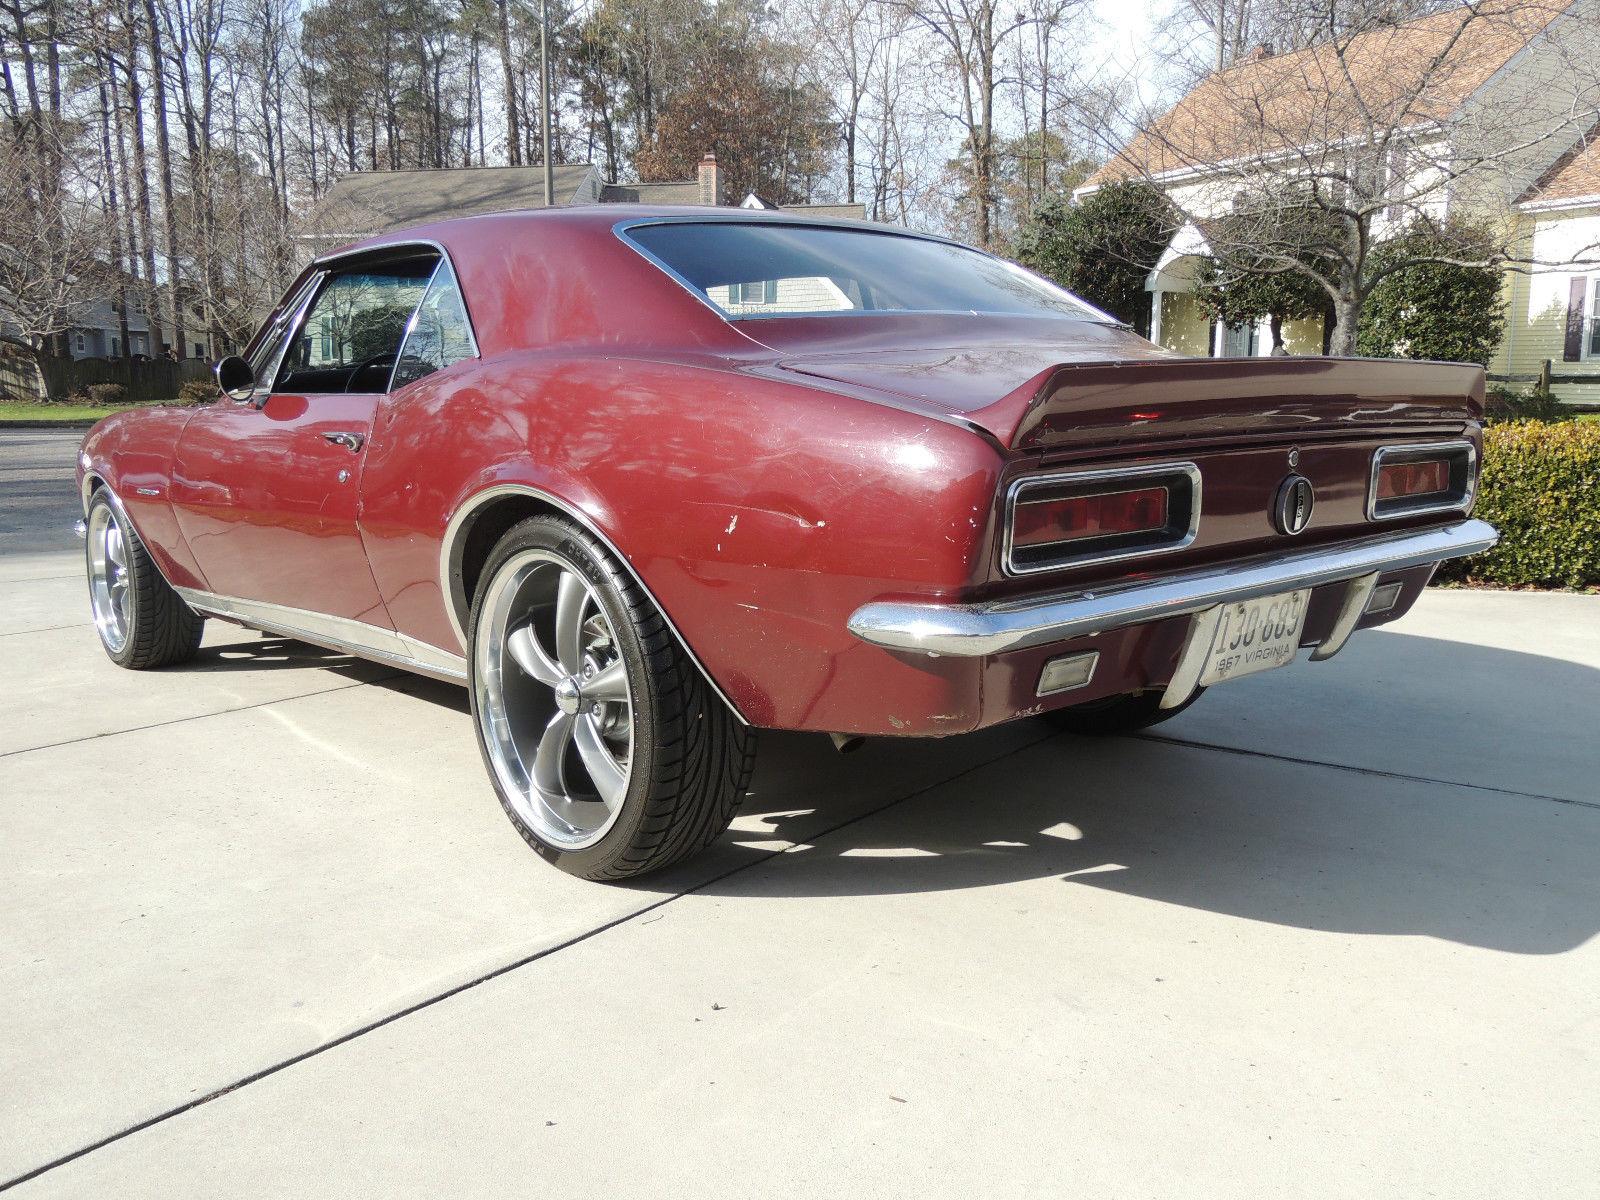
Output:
[
  {"xmin": 84, "ymin": 490, "xmax": 204, "ymax": 670},
  {"xmin": 1041, "ymin": 687, "xmax": 1202, "ymax": 736},
  {"xmin": 468, "ymin": 515, "xmax": 756, "ymax": 881}
]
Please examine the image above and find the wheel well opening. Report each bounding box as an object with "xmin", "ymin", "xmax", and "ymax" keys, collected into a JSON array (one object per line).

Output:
[{"xmin": 452, "ymin": 494, "xmax": 562, "ymax": 626}]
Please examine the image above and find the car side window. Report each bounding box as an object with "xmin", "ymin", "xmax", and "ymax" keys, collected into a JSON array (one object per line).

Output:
[
  {"xmin": 391, "ymin": 260, "xmax": 477, "ymax": 390},
  {"xmin": 275, "ymin": 257, "xmax": 436, "ymax": 394}
]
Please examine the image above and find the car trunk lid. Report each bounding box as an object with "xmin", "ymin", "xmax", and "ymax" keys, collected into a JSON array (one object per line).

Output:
[{"xmin": 757, "ymin": 316, "xmax": 1484, "ymax": 451}]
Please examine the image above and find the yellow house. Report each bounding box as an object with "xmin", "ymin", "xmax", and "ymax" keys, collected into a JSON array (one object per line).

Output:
[
  {"xmin": 1073, "ymin": 1, "xmax": 1600, "ymax": 409},
  {"xmin": 1490, "ymin": 136, "xmax": 1600, "ymax": 405}
]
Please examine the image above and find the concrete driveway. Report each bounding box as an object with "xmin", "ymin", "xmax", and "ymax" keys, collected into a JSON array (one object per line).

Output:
[{"xmin": 2, "ymin": 427, "xmax": 1597, "ymax": 1198}]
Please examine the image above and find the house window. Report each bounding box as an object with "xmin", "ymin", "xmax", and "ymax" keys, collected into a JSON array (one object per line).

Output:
[
  {"xmin": 74, "ymin": 333, "xmax": 86, "ymax": 354},
  {"xmin": 1221, "ymin": 320, "xmax": 1258, "ymax": 358},
  {"xmin": 1589, "ymin": 278, "xmax": 1600, "ymax": 359},
  {"xmin": 730, "ymin": 280, "xmax": 778, "ymax": 306}
]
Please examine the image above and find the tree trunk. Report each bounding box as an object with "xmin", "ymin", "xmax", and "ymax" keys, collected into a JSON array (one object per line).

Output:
[
  {"xmin": 96, "ymin": 56, "xmax": 132, "ymax": 361},
  {"xmin": 123, "ymin": 1, "xmax": 165, "ymax": 355},
  {"xmin": 497, "ymin": 0, "xmax": 521, "ymax": 165},
  {"xmin": 142, "ymin": 0, "xmax": 185, "ymax": 358},
  {"xmin": 1328, "ymin": 293, "xmax": 1359, "ymax": 356}
]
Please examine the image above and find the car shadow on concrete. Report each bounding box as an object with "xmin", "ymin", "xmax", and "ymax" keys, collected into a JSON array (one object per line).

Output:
[
  {"xmin": 220, "ymin": 625, "xmax": 1598, "ymax": 955},
  {"xmin": 677, "ymin": 631, "xmax": 1600, "ymax": 956},
  {"xmin": 184, "ymin": 636, "xmax": 401, "ymax": 680}
]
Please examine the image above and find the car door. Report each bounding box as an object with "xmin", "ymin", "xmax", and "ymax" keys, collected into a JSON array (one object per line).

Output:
[{"xmin": 170, "ymin": 252, "xmax": 438, "ymax": 626}]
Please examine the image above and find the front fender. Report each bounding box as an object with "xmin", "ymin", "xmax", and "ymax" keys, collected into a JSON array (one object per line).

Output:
[{"xmin": 78, "ymin": 407, "xmax": 208, "ymax": 590}]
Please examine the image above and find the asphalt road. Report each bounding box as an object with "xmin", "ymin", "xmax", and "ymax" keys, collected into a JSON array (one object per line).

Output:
[{"xmin": 3, "ymin": 427, "xmax": 1597, "ymax": 1197}]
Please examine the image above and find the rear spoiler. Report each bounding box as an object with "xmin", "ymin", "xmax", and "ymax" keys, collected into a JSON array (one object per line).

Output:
[{"xmin": 970, "ymin": 357, "xmax": 1486, "ymax": 451}]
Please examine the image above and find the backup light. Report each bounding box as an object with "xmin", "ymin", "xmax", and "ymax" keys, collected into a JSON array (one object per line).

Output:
[{"xmin": 1037, "ymin": 651, "xmax": 1100, "ymax": 696}]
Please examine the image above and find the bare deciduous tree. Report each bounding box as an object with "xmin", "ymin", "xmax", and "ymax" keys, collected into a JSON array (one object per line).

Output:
[
  {"xmin": 0, "ymin": 127, "xmax": 111, "ymax": 384},
  {"xmin": 1104, "ymin": 0, "xmax": 1600, "ymax": 353}
]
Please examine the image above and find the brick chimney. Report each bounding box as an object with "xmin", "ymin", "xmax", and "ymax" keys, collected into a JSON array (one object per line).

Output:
[{"xmin": 697, "ymin": 153, "xmax": 721, "ymax": 206}]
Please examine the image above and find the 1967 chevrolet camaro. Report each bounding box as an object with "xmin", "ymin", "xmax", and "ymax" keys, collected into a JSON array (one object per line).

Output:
[{"xmin": 76, "ymin": 206, "xmax": 1498, "ymax": 879}]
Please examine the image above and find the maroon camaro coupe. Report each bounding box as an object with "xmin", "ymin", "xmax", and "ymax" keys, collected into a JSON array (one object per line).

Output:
[{"xmin": 76, "ymin": 207, "xmax": 1497, "ymax": 879}]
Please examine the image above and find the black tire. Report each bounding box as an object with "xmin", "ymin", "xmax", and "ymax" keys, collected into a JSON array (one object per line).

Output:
[
  {"xmin": 1041, "ymin": 686, "xmax": 1202, "ymax": 736},
  {"xmin": 84, "ymin": 489, "xmax": 205, "ymax": 670},
  {"xmin": 467, "ymin": 515, "xmax": 757, "ymax": 881}
]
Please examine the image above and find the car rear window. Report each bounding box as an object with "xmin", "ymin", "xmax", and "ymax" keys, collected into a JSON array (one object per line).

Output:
[{"xmin": 622, "ymin": 221, "xmax": 1112, "ymax": 323}]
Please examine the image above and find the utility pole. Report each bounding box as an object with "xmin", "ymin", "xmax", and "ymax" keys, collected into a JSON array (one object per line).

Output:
[{"xmin": 540, "ymin": 0, "xmax": 554, "ymax": 206}]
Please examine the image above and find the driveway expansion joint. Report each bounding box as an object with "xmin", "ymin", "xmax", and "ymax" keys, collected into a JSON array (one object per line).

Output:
[
  {"xmin": 0, "ymin": 727, "xmax": 1056, "ymax": 1193},
  {"xmin": 0, "ymin": 672, "xmax": 411, "ymax": 761},
  {"xmin": 1137, "ymin": 732, "xmax": 1598, "ymax": 812}
]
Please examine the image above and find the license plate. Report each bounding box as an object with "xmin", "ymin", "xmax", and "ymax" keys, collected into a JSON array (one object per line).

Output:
[{"xmin": 1197, "ymin": 589, "xmax": 1310, "ymax": 687}]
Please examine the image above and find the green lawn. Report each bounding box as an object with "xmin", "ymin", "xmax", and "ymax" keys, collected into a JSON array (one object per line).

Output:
[{"xmin": 0, "ymin": 402, "xmax": 155, "ymax": 423}]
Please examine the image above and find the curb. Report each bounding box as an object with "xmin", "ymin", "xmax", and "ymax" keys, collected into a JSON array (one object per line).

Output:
[{"xmin": 0, "ymin": 420, "xmax": 98, "ymax": 430}]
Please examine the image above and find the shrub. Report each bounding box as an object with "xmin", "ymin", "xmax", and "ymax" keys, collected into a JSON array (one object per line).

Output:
[
  {"xmin": 83, "ymin": 382, "xmax": 128, "ymax": 408},
  {"xmin": 1013, "ymin": 183, "xmax": 1177, "ymax": 334},
  {"xmin": 1436, "ymin": 421, "xmax": 1600, "ymax": 589},
  {"xmin": 1355, "ymin": 221, "xmax": 1505, "ymax": 366},
  {"xmin": 177, "ymin": 377, "xmax": 217, "ymax": 406},
  {"xmin": 1484, "ymin": 385, "xmax": 1566, "ymax": 424}
]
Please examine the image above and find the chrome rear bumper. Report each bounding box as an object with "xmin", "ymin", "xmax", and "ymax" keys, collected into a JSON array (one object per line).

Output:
[{"xmin": 847, "ymin": 518, "xmax": 1498, "ymax": 658}]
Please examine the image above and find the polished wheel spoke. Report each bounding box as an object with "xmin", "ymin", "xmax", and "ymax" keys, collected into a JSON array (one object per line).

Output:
[
  {"xmin": 582, "ymin": 658, "xmax": 628, "ymax": 702},
  {"xmin": 87, "ymin": 505, "xmax": 131, "ymax": 654},
  {"xmin": 506, "ymin": 622, "xmax": 563, "ymax": 685},
  {"xmin": 475, "ymin": 549, "xmax": 636, "ymax": 850},
  {"xmin": 574, "ymin": 714, "xmax": 627, "ymax": 810},
  {"xmin": 531, "ymin": 711, "xmax": 575, "ymax": 798},
  {"xmin": 554, "ymin": 570, "xmax": 585, "ymax": 674}
]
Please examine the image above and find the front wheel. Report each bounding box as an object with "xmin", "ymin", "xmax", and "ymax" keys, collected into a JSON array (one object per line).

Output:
[
  {"xmin": 1040, "ymin": 687, "xmax": 1203, "ymax": 736},
  {"xmin": 467, "ymin": 515, "xmax": 756, "ymax": 881},
  {"xmin": 84, "ymin": 490, "xmax": 204, "ymax": 669}
]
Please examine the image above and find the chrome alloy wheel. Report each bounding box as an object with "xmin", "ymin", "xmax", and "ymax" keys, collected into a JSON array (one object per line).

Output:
[
  {"xmin": 475, "ymin": 549, "xmax": 636, "ymax": 850},
  {"xmin": 86, "ymin": 502, "xmax": 132, "ymax": 654}
]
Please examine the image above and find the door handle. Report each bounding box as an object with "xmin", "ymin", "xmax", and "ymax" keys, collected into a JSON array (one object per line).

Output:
[{"xmin": 322, "ymin": 431, "xmax": 365, "ymax": 453}]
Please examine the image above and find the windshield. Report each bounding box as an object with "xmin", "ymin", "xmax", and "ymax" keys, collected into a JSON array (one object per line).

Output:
[{"xmin": 622, "ymin": 221, "xmax": 1113, "ymax": 323}]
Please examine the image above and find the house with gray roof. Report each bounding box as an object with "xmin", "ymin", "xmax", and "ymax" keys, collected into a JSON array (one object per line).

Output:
[{"xmin": 299, "ymin": 154, "xmax": 868, "ymax": 247}]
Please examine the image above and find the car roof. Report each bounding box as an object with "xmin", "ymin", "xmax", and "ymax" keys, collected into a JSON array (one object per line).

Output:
[{"xmin": 312, "ymin": 205, "xmax": 957, "ymax": 268}]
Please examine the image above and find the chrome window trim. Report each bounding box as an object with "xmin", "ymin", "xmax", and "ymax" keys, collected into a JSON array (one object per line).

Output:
[
  {"xmin": 1002, "ymin": 461, "xmax": 1203, "ymax": 577},
  {"xmin": 387, "ymin": 257, "xmax": 446, "ymax": 394},
  {"xmin": 610, "ymin": 216, "xmax": 1121, "ymax": 328},
  {"xmin": 387, "ymin": 256, "xmax": 483, "ymax": 394},
  {"xmin": 314, "ymin": 237, "xmax": 481, "ymax": 365},
  {"xmin": 439, "ymin": 483, "xmax": 750, "ymax": 725},
  {"xmin": 288, "ymin": 238, "xmax": 482, "ymax": 398},
  {"xmin": 1366, "ymin": 439, "xmax": 1476, "ymax": 522},
  {"xmin": 259, "ymin": 272, "xmax": 326, "ymax": 398}
]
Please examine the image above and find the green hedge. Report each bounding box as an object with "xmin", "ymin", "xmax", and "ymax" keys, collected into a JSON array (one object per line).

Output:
[{"xmin": 1435, "ymin": 421, "xmax": 1600, "ymax": 589}]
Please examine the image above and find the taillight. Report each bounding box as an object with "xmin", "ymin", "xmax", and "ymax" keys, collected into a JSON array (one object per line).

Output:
[
  {"xmin": 1005, "ymin": 464, "xmax": 1200, "ymax": 574},
  {"xmin": 1012, "ymin": 486, "xmax": 1169, "ymax": 550},
  {"xmin": 1376, "ymin": 458, "xmax": 1449, "ymax": 501},
  {"xmin": 1368, "ymin": 442, "xmax": 1475, "ymax": 520}
]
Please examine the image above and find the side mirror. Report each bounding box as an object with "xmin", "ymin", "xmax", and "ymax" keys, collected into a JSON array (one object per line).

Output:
[{"xmin": 215, "ymin": 355, "xmax": 257, "ymax": 403}]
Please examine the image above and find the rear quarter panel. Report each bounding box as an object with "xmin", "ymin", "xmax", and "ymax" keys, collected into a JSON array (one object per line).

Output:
[{"xmin": 359, "ymin": 351, "xmax": 1004, "ymax": 730}]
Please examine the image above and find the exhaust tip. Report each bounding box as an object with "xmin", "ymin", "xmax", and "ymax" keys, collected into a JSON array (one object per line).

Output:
[{"xmin": 828, "ymin": 732, "xmax": 865, "ymax": 754}]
